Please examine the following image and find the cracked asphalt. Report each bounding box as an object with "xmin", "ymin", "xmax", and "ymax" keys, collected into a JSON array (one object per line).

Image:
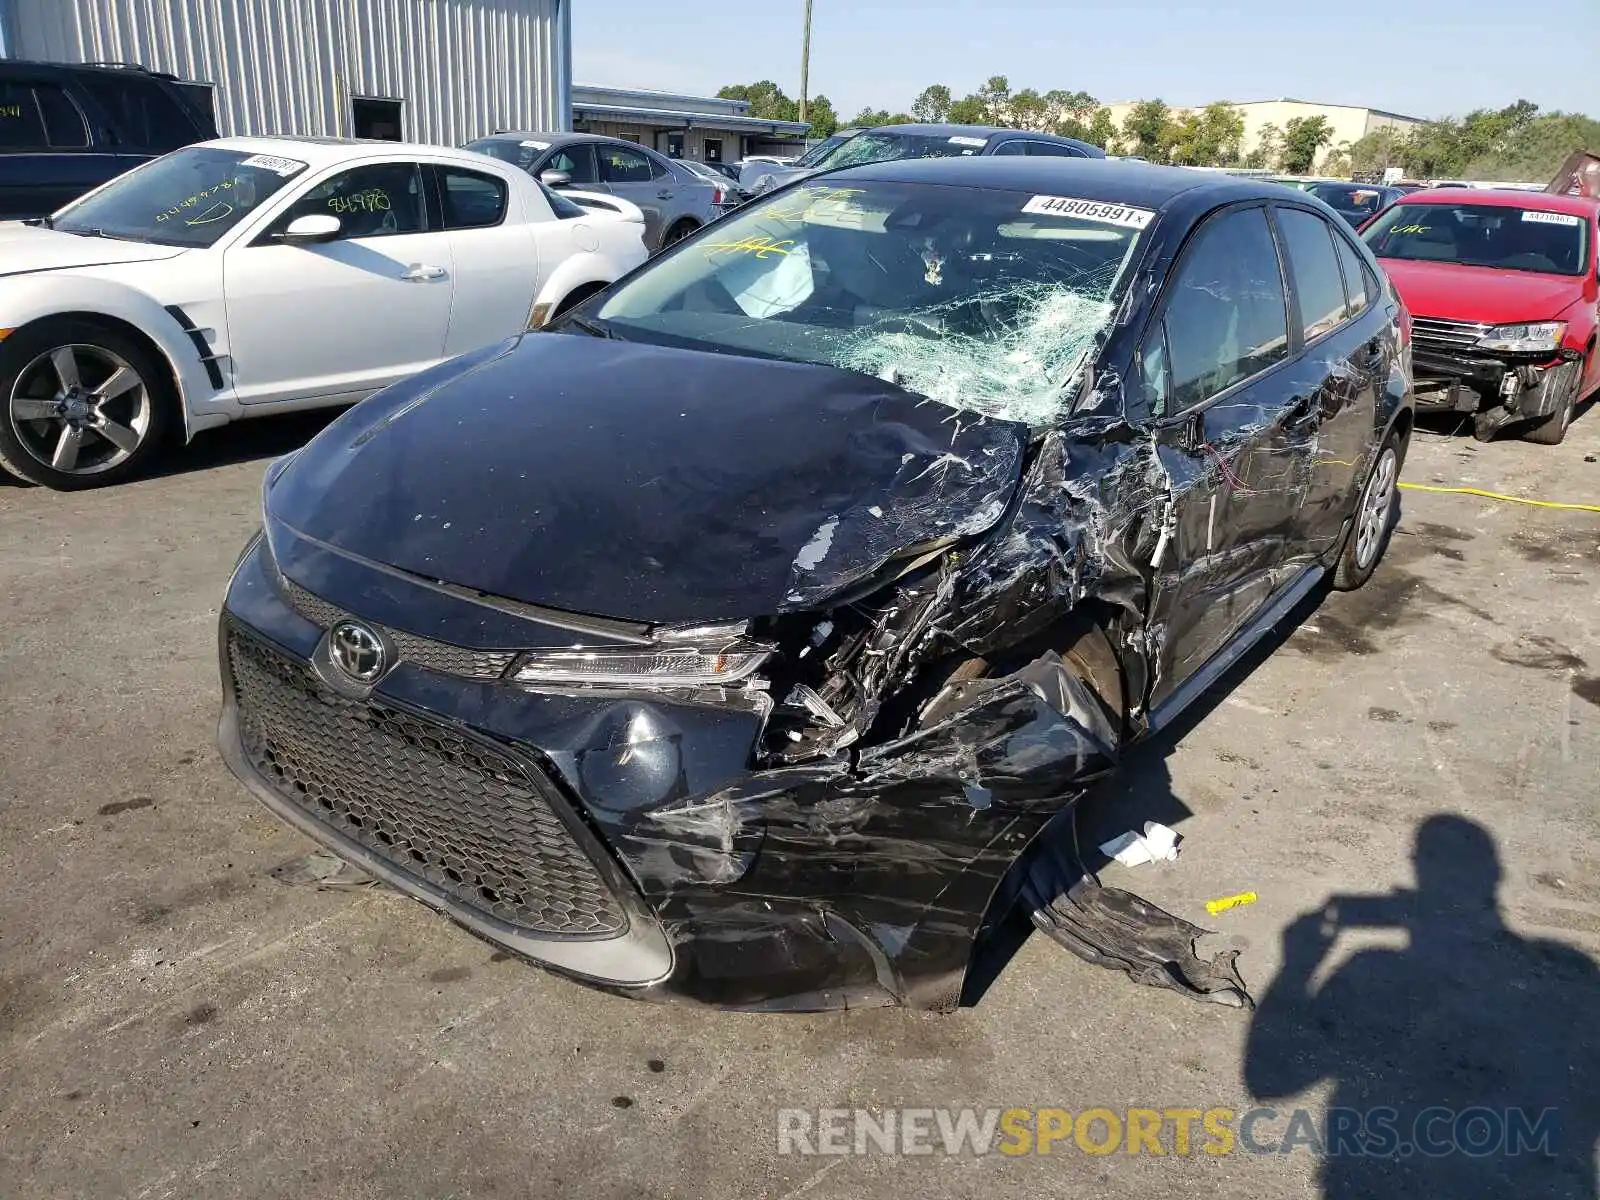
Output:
[{"xmin": 1, "ymin": 405, "xmax": 1597, "ymax": 1198}]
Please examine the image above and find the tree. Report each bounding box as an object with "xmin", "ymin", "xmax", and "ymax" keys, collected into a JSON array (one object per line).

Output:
[
  {"xmin": 1345, "ymin": 125, "xmax": 1409, "ymax": 178},
  {"xmin": 717, "ymin": 81, "xmax": 798, "ymax": 123},
  {"xmin": 1244, "ymin": 122, "xmax": 1283, "ymax": 170},
  {"xmin": 848, "ymin": 106, "xmax": 912, "ymax": 128},
  {"xmin": 948, "ymin": 94, "xmax": 989, "ymax": 124},
  {"xmin": 1121, "ymin": 99, "xmax": 1172, "ymax": 161},
  {"xmin": 806, "ymin": 94, "xmax": 839, "ymax": 137},
  {"xmin": 1086, "ymin": 107, "xmax": 1119, "ymax": 152},
  {"xmin": 911, "ymin": 84, "xmax": 953, "ymax": 123},
  {"xmin": 977, "ymin": 75, "xmax": 1013, "ymax": 124},
  {"xmin": 1281, "ymin": 115, "xmax": 1334, "ymax": 173}
]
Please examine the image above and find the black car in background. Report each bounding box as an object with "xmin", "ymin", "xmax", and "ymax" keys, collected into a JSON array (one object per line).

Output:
[
  {"xmin": 746, "ymin": 122, "xmax": 1106, "ymax": 195},
  {"xmin": 0, "ymin": 60, "xmax": 217, "ymax": 219},
  {"xmin": 1306, "ymin": 181, "xmax": 1405, "ymax": 227},
  {"xmin": 219, "ymin": 159, "xmax": 1411, "ymax": 1011}
]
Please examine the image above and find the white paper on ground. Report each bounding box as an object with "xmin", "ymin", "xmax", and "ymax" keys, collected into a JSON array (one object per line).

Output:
[{"xmin": 1100, "ymin": 821, "xmax": 1181, "ymax": 867}]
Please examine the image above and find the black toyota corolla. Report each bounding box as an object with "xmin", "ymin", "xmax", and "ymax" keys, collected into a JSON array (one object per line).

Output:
[{"xmin": 218, "ymin": 159, "xmax": 1412, "ymax": 1011}]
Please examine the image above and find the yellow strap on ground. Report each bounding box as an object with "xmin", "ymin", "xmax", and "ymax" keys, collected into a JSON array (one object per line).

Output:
[{"xmin": 1398, "ymin": 482, "xmax": 1600, "ymax": 513}]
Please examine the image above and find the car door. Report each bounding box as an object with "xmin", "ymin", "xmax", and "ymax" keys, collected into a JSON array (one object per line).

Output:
[
  {"xmin": 595, "ymin": 143, "xmax": 667, "ymax": 246},
  {"xmin": 222, "ymin": 159, "xmax": 455, "ymax": 406},
  {"xmin": 1137, "ymin": 203, "xmax": 1316, "ymax": 705},
  {"xmin": 435, "ymin": 163, "xmax": 540, "ymax": 357},
  {"xmin": 1274, "ymin": 204, "xmax": 1387, "ymax": 556}
]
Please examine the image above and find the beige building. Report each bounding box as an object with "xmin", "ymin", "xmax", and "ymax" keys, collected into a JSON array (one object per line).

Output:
[{"xmin": 1103, "ymin": 98, "xmax": 1425, "ymax": 171}]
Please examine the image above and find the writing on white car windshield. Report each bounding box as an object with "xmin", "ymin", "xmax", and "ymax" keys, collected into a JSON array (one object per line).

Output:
[
  {"xmin": 52, "ymin": 147, "xmax": 308, "ymax": 248},
  {"xmin": 592, "ymin": 180, "xmax": 1149, "ymax": 427},
  {"xmin": 1362, "ymin": 203, "xmax": 1589, "ymax": 276}
]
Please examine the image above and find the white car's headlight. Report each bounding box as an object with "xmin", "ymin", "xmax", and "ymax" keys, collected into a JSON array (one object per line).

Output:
[
  {"xmin": 1476, "ymin": 321, "xmax": 1566, "ymax": 354},
  {"xmin": 511, "ymin": 623, "xmax": 771, "ymax": 688}
]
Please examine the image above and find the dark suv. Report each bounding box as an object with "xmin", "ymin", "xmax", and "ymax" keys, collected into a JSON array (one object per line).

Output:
[{"xmin": 0, "ymin": 60, "xmax": 217, "ymax": 220}]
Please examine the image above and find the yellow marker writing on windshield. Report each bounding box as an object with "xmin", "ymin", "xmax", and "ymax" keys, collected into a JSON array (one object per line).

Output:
[{"xmin": 702, "ymin": 236, "xmax": 795, "ymax": 259}]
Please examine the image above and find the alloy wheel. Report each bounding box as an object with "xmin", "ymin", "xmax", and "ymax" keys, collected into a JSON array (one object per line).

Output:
[
  {"xmin": 1354, "ymin": 446, "xmax": 1398, "ymax": 570},
  {"xmin": 7, "ymin": 343, "xmax": 152, "ymax": 476}
]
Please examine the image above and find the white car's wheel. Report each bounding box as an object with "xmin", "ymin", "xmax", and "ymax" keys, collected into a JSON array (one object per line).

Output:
[{"xmin": 0, "ymin": 319, "xmax": 172, "ymax": 490}]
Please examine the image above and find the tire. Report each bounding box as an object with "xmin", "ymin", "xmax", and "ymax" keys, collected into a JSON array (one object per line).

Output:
[
  {"xmin": 0, "ymin": 318, "xmax": 173, "ymax": 490},
  {"xmin": 1333, "ymin": 429, "xmax": 1403, "ymax": 591},
  {"xmin": 552, "ymin": 282, "xmax": 608, "ymax": 320},
  {"xmin": 659, "ymin": 220, "xmax": 698, "ymax": 251},
  {"xmin": 1521, "ymin": 359, "xmax": 1584, "ymax": 446}
]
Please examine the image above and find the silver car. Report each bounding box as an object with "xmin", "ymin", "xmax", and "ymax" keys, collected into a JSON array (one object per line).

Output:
[{"xmin": 465, "ymin": 132, "xmax": 736, "ymax": 251}]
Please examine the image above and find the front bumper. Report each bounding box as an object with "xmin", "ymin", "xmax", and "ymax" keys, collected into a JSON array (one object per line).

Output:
[
  {"xmin": 217, "ymin": 533, "xmax": 1109, "ymax": 1010},
  {"xmin": 1411, "ymin": 326, "xmax": 1580, "ymax": 418}
]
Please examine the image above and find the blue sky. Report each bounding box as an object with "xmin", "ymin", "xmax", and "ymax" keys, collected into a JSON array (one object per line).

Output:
[{"xmin": 574, "ymin": 0, "xmax": 1595, "ymax": 122}]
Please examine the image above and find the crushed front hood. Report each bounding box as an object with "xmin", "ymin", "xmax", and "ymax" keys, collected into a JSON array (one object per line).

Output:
[
  {"xmin": 0, "ymin": 225, "xmax": 186, "ymax": 278},
  {"xmin": 267, "ymin": 334, "xmax": 1028, "ymax": 624}
]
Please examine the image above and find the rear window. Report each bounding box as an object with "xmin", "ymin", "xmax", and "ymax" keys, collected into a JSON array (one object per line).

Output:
[
  {"xmin": 1311, "ymin": 183, "xmax": 1390, "ymax": 216},
  {"xmin": 76, "ymin": 73, "xmax": 200, "ymax": 152},
  {"xmin": 1363, "ymin": 202, "xmax": 1589, "ymax": 276}
]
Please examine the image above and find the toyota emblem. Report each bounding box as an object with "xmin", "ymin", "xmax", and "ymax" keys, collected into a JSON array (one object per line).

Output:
[{"xmin": 329, "ymin": 620, "xmax": 388, "ymax": 683}]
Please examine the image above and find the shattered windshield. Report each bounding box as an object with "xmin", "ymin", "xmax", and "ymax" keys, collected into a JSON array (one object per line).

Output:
[
  {"xmin": 794, "ymin": 132, "xmax": 855, "ymax": 168},
  {"xmin": 592, "ymin": 180, "xmax": 1150, "ymax": 426},
  {"xmin": 812, "ymin": 132, "xmax": 991, "ymax": 170},
  {"xmin": 1363, "ymin": 202, "xmax": 1590, "ymax": 276}
]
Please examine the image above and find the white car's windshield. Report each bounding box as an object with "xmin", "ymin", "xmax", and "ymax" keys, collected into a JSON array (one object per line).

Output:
[
  {"xmin": 592, "ymin": 179, "xmax": 1149, "ymax": 426},
  {"xmin": 52, "ymin": 146, "xmax": 309, "ymax": 248}
]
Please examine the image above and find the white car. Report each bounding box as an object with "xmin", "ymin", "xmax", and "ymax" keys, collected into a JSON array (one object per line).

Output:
[{"xmin": 0, "ymin": 136, "xmax": 648, "ymax": 489}]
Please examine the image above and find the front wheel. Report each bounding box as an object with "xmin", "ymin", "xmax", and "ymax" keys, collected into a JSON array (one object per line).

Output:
[
  {"xmin": 1521, "ymin": 359, "xmax": 1584, "ymax": 445},
  {"xmin": 1333, "ymin": 430, "xmax": 1403, "ymax": 591},
  {"xmin": 0, "ymin": 319, "xmax": 172, "ymax": 490}
]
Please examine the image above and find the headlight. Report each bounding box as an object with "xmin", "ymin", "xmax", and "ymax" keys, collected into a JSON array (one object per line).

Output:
[
  {"xmin": 1476, "ymin": 321, "xmax": 1566, "ymax": 354},
  {"xmin": 511, "ymin": 623, "xmax": 771, "ymax": 688}
]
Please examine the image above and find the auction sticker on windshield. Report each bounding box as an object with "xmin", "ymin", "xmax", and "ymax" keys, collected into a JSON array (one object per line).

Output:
[
  {"xmin": 1522, "ymin": 210, "xmax": 1581, "ymax": 226},
  {"xmin": 239, "ymin": 154, "xmax": 307, "ymax": 177},
  {"xmin": 1023, "ymin": 195, "xmax": 1155, "ymax": 229}
]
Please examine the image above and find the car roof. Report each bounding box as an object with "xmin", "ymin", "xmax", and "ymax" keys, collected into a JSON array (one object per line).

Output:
[
  {"xmin": 1398, "ymin": 187, "xmax": 1600, "ymax": 216},
  {"xmin": 200, "ymin": 135, "xmax": 505, "ymax": 169},
  {"xmin": 832, "ymin": 155, "xmax": 1279, "ymax": 210}
]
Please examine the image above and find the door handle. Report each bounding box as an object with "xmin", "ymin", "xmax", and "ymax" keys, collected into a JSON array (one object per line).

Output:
[
  {"xmin": 401, "ymin": 264, "xmax": 447, "ymax": 282},
  {"xmin": 656, "ymin": 190, "xmax": 674, "ymax": 200}
]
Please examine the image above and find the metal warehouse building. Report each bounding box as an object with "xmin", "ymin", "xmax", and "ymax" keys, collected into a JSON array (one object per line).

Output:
[{"xmin": 0, "ymin": 0, "xmax": 572, "ymax": 144}]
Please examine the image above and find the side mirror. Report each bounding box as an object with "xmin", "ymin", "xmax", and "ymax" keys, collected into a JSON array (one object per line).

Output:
[
  {"xmin": 280, "ymin": 214, "xmax": 341, "ymax": 244},
  {"xmin": 540, "ymin": 169, "xmax": 572, "ymax": 189}
]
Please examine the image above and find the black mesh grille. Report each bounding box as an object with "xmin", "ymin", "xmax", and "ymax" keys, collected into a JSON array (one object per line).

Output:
[
  {"xmin": 227, "ymin": 630, "xmax": 627, "ymax": 938},
  {"xmin": 279, "ymin": 577, "xmax": 517, "ymax": 681}
]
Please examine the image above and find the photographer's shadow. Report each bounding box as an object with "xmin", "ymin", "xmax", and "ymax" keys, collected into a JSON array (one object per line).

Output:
[{"xmin": 1245, "ymin": 814, "xmax": 1600, "ymax": 1199}]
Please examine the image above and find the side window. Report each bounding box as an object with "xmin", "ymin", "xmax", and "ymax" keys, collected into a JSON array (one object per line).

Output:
[
  {"xmin": 645, "ymin": 151, "xmax": 673, "ymax": 180},
  {"xmin": 1027, "ymin": 141, "xmax": 1084, "ymax": 158},
  {"xmin": 545, "ymin": 144, "xmax": 597, "ymax": 184},
  {"xmin": 1162, "ymin": 206, "xmax": 1289, "ymax": 411},
  {"xmin": 274, "ymin": 163, "xmax": 427, "ymax": 239},
  {"xmin": 0, "ymin": 81, "xmax": 48, "ymax": 149},
  {"xmin": 75, "ymin": 75, "xmax": 197, "ymax": 152},
  {"xmin": 599, "ymin": 145, "xmax": 654, "ymax": 184},
  {"xmin": 438, "ymin": 166, "xmax": 507, "ymax": 230},
  {"xmin": 1277, "ymin": 208, "xmax": 1349, "ymax": 341},
  {"xmin": 990, "ymin": 140, "xmax": 1027, "ymax": 157},
  {"xmin": 1333, "ymin": 231, "xmax": 1375, "ymax": 319},
  {"xmin": 35, "ymin": 84, "xmax": 88, "ymax": 148}
]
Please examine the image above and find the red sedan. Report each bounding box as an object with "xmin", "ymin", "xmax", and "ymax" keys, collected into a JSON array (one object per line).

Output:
[{"xmin": 1361, "ymin": 188, "xmax": 1599, "ymax": 444}]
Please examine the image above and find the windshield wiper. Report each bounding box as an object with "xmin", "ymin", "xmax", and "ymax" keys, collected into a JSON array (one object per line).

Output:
[
  {"xmin": 564, "ymin": 314, "xmax": 620, "ymax": 340},
  {"xmin": 23, "ymin": 215, "xmax": 53, "ymax": 229}
]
